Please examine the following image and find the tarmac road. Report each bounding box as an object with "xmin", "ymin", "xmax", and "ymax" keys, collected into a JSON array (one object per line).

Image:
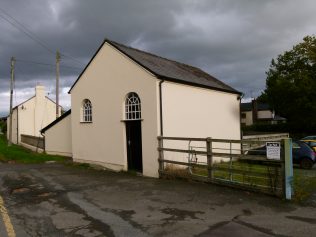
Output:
[{"xmin": 0, "ymin": 163, "xmax": 315, "ymax": 237}]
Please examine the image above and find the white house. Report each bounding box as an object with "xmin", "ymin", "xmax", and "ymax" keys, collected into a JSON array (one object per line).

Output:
[
  {"xmin": 241, "ymin": 100, "xmax": 286, "ymax": 126},
  {"xmin": 7, "ymin": 85, "xmax": 61, "ymax": 144},
  {"xmin": 42, "ymin": 39, "xmax": 241, "ymax": 177}
]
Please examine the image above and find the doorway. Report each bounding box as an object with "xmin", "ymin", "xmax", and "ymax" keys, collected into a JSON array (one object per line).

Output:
[{"xmin": 125, "ymin": 120, "xmax": 143, "ymax": 172}]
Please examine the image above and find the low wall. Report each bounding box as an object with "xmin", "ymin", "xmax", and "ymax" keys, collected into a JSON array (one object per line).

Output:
[
  {"xmin": 20, "ymin": 142, "xmax": 44, "ymax": 153},
  {"xmin": 21, "ymin": 134, "xmax": 44, "ymax": 150}
]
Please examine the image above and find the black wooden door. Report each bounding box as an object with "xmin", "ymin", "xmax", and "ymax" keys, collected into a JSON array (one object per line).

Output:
[{"xmin": 125, "ymin": 120, "xmax": 143, "ymax": 172}]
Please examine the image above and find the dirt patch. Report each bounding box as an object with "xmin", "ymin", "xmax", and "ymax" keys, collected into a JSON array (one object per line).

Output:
[
  {"xmin": 161, "ymin": 207, "xmax": 204, "ymax": 222},
  {"xmin": 12, "ymin": 187, "xmax": 30, "ymax": 194}
]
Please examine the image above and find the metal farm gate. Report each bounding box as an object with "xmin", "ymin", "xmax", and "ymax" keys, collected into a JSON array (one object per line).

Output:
[{"xmin": 158, "ymin": 136, "xmax": 293, "ymax": 199}]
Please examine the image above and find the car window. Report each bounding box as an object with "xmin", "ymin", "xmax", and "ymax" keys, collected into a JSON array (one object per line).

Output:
[
  {"xmin": 310, "ymin": 142, "xmax": 316, "ymax": 146},
  {"xmin": 302, "ymin": 136, "xmax": 316, "ymax": 140},
  {"xmin": 293, "ymin": 142, "xmax": 300, "ymax": 149}
]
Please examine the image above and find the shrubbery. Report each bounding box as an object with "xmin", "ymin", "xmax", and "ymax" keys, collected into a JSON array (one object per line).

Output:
[{"xmin": 0, "ymin": 121, "xmax": 6, "ymax": 134}]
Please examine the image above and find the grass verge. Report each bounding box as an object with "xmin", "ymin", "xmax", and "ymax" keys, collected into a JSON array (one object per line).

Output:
[
  {"xmin": 293, "ymin": 169, "xmax": 316, "ymax": 202},
  {"xmin": 0, "ymin": 134, "xmax": 68, "ymax": 163},
  {"xmin": 163, "ymin": 160, "xmax": 316, "ymax": 202}
]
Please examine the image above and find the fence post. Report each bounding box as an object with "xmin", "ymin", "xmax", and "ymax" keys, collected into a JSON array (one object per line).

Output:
[
  {"xmin": 229, "ymin": 141, "xmax": 233, "ymax": 181},
  {"xmin": 283, "ymin": 138, "xmax": 293, "ymax": 200},
  {"xmin": 158, "ymin": 136, "xmax": 164, "ymax": 174},
  {"xmin": 206, "ymin": 137, "xmax": 213, "ymax": 181}
]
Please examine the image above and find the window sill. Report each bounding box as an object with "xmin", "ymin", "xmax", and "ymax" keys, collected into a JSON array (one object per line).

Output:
[
  {"xmin": 120, "ymin": 119, "xmax": 143, "ymax": 122},
  {"xmin": 80, "ymin": 121, "xmax": 93, "ymax": 124}
]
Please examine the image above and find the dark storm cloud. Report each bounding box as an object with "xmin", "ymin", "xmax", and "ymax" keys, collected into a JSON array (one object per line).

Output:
[{"xmin": 1, "ymin": 0, "xmax": 316, "ymax": 115}]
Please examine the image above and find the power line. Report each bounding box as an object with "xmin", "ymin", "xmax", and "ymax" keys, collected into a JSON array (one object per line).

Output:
[
  {"xmin": 60, "ymin": 53, "xmax": 85, "ymax": 67},
  {"xmin": 0, "ymin": 12, "xmax": 55, "ymax": 55},
  {"xmin": 0, "ymin": 7, "xmax": 85, "ymax": 66},
  {"xmin": 15, "ymin": 58, "xmax": 82, "ymax": 70}
]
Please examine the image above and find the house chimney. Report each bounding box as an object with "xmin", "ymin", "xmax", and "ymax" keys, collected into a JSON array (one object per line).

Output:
[
  {"xmin": 252, "ymin": 99, "xmax": 258, "ymax": 123},
  {"xmin": 34, "ymin": 84, "xmax": 46, "ymax": 136},
  {"xmin": 35, "ymin": 84, "xmax": 45, "ymax": 100}
]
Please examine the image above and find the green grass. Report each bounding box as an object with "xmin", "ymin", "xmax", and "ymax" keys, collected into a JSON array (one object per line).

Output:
[
  {"xmin": 0, "ymin": 134, "xmax": 68, "ymax": 163},
  {"xmin": 189, "ymin": 160, "xmax": 316, "ymax": 202},
  {"xmin": 1, "ymin": 133, "xmax": 315, "ymax": 202},
  {"xmin": 293, "ymin": 169, "xmax": 316, "ymax": 202},
  {"xmin": 191, "ymin": 161, "xmax": 281, "ymax": 188}
]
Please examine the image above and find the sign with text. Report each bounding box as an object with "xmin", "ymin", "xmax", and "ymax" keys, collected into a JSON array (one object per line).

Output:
[{"xmin": 266, "ymin": 142, "xmax": 281, "ymax": 160}]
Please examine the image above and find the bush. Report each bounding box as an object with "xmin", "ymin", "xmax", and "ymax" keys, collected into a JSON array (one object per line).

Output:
[{"xmin": 0, "ymin": 121, "xmax": 7, "ymax": 134}]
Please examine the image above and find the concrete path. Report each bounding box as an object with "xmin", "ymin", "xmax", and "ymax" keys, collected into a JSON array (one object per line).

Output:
[{"xmin": 0, "ymin": 163, "xmax": 315, "ymax": 237}]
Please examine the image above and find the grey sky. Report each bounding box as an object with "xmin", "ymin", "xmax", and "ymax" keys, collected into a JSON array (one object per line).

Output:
[{"xmin": 1, "ymin": 0, "xmax": 316, "ymax": 115}]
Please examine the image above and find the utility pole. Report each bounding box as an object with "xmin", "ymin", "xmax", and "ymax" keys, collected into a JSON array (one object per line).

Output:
[
  {"xmin": 56, "ymin": 51, "xmax": 60, "ymax": 118},
  {"xmin": 8, "ymin": 57, "xmax": 15, "ymax": 146}
]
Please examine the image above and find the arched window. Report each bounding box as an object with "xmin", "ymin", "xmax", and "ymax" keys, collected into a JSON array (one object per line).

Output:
[
  {"xmin": 125, "ymin": 92, "xmax": 141, "ymax": 120},
  {"xmin": 82, "ymin": 99, "xmax": 92, "ymax": 122}
]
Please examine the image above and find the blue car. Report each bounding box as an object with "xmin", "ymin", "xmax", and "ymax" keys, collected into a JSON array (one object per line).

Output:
[{"xmin": 247, "ymin": 140, "xmax": 315, "ymax": 169}]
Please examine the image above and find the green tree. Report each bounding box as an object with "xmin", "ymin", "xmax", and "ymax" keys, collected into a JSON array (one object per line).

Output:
[
  {"xmin": 0, "ymin": 120, "xmax": 6, "ymax": 134},
  {"xmin": 260, "ymin": 35, "xmax": 316, "ymax": 131}
]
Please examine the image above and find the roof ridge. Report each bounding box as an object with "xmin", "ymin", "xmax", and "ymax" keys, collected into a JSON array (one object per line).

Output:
[
  {"xmin": 69, "ymin": 38, "xmax": 240, "ymax": 94},
  {"xmin": 107, "ymin": 39, "xmax": 200, "ymax": 69},
  {"xmin": 107, "ymin": 39, "xmax": 236, "ymax": 91}
]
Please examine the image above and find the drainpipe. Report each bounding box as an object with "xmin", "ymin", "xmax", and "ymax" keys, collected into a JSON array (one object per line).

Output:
[
  {"xmin": 238, "ymin": 94, "xmax": 243, "ymax": 141},
  {"xmin": 238, "ymin": 94, "xmax": 243, "ymax": 154},
  {"xmin": 16, "ymin": 107, "xmax": 19, "ymax": 144},
  {"xmin": 159, "ymin": 80, "xmax": 164, "ymax": 136}
]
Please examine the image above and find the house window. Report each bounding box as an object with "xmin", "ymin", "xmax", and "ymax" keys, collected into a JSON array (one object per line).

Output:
[
  {"xmin": 241, "ymin": 113, "xmax": 246, "ymax": 119},
  {"xmin": 125, "ymin": 92, "xmax": 141, "ymax": 120},
  {"xmin": 82, "ymin": 99, "xmax": 92, "ymax": 122}
]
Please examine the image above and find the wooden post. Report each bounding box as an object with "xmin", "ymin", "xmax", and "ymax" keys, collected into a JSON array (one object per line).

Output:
[
  {"xmin": 283, "ymin": 138, "xmax": 293, "ymax": 200},
  {"xmin": 56, "ymin": 51, "xmax": 60, "ymax": 119},
  {"xmin": 158, "ymin": 136, "xmax": 164, "ymax": 174},
  {"xmin": 8, "ymin": 57, "xmax": 15, "ymax": 146},
  {"xmin": 229, "ymin": 141, "xmax": 233, "ymax": 181},
  {"xmin": 206, "ymin": 137, "xmax": 213, "ymax": 181}
]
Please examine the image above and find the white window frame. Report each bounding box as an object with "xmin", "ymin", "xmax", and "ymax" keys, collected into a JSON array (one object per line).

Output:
[
  {"xmin": 125, "ymin": 92, "xmax": 141, "ymax": 120},
  {"xmin": 81, "ymin": 99, "xmax": 92, "ymax": 123}
]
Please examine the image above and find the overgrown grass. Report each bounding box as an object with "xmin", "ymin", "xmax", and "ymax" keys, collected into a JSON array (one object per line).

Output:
[
  {"xmin": 293, "ymin": 169, "xmax": 316, "ymax": 202},
  {"xmin": 163, "ymin": 164, "xmax": 191, "ymax": 180},
  {"xmin": 166, "ymin": 160, "xmax": 316, "ymax": 202},
  {"xmin": 190, "ymin": 161, "xmax": 281, "ymax": 187},
  {"xmin": 0, "ymin": 134, "xmax": 68, "ymax": 163}
]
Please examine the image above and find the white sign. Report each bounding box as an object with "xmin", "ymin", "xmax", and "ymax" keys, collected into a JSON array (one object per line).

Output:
[{"xmin": 266, "ymin": 142, "xmax": 281, "ymax": 160}]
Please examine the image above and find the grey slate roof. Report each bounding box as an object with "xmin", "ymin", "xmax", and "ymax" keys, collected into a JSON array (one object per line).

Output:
[
  {"xmin": 69, "ymin": 39, "xmax": 241, "ymax": 94},
  {"xmin": 241, "ymin": 102, "xmax": 271, "ymax": 112},
  {"xmin": 109, "ymin": 40, "xmax": 240, "ymax": 94}
]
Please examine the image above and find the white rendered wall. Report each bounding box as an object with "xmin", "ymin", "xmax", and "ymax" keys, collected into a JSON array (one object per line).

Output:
[
  {"xmin": 7, "ymin": 98, "xmax": 35, "ymax": 144},
  {"xmin": 34, "ymin": 86, "xmax": 60, "ymax": 137},
  {"xmin": 18, "ymin": 97, "xmax": 35, "ymax": 143},
  {"xmin": 45, "ymin": 114, "xmax": 72, "ymax": 157},
  {"xmin": 6, "ymin": 85, "xmax": 61, "ymax": 144},
  {"xmin": 258, "ymin": 110, "xmax": 273, "ymax": 119},
  {"xmin": 161, "ymin": 81, "xmax": 241, "ymax": 164},
  {"xmin": 241, "ymin": 111, "xmax": 253, "ymax": 126},
  {"xmin": 6, "ymin": 109, "xmax": 18, "ymax": 144},
  {"xmin": 71, "ymin": 43, "xmax": 159, "ymax": 177}
]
